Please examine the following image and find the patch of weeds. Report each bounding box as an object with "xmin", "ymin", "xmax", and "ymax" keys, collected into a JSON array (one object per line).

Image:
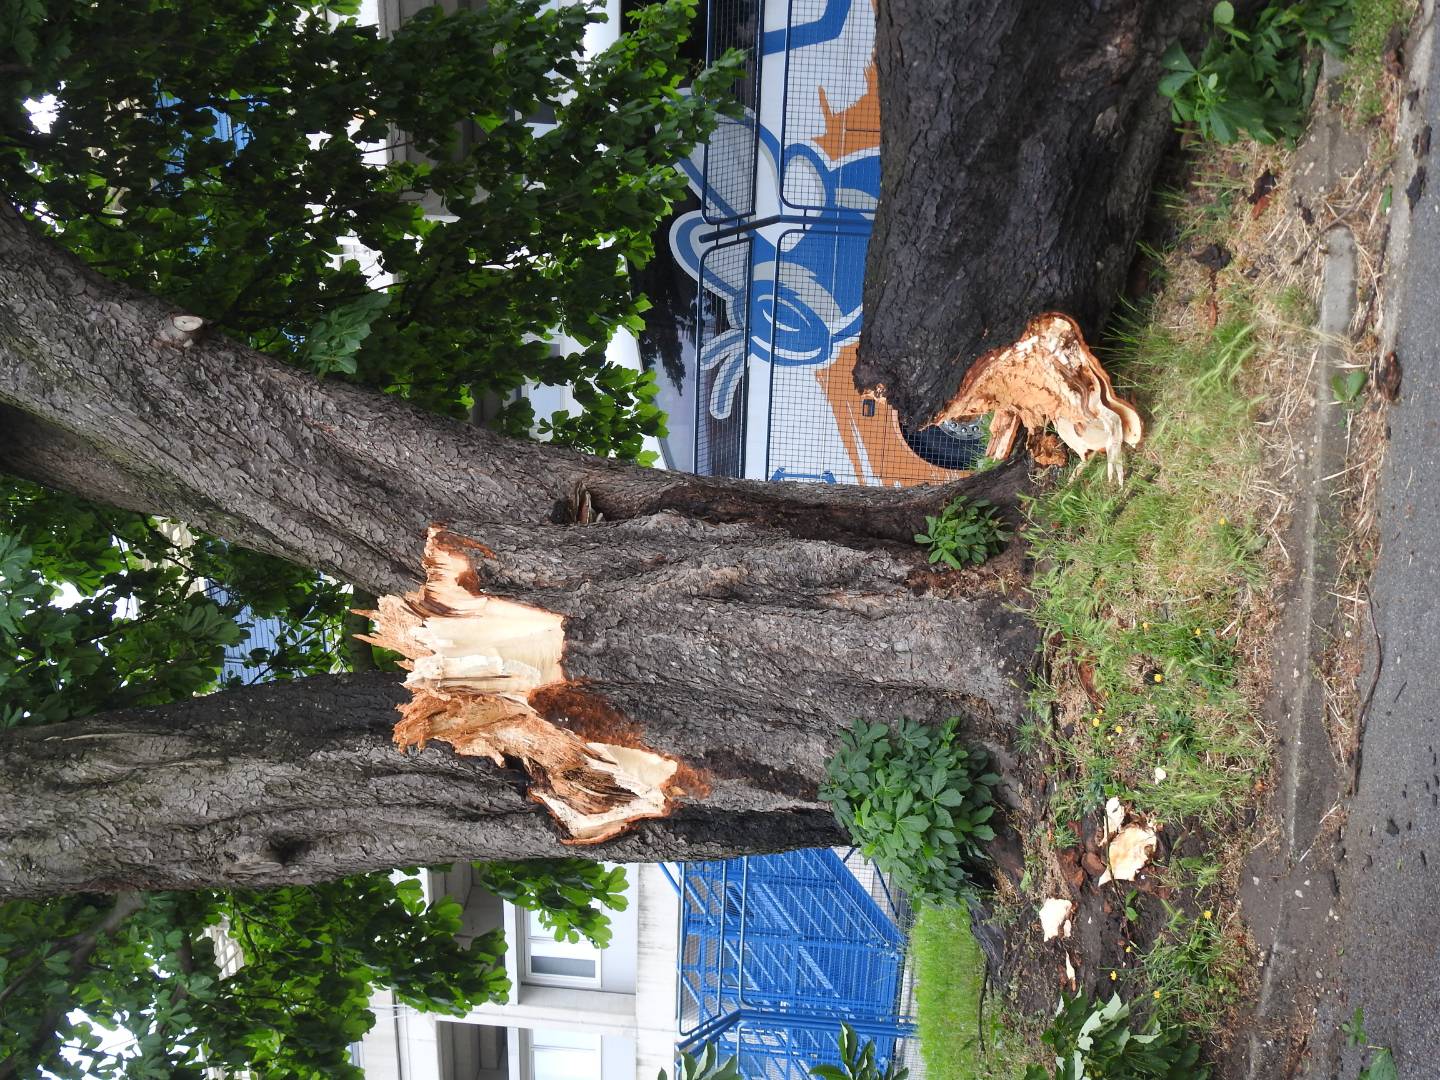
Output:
[
  {"xmin": 1344, "ymin": 1008, "xmax": 1399, "ymax": 1080},
  {"xmin": 816, "ymin": 1023, "xmax": 910, "ymax": 1080},
  {"xmin": 910, "ymin": 906, "xmax": 1036, "ymax": 1080},
  {"xmin": 821, "ymin": 717, "xmax": 998, "ymax": 904},
  {"xmin": 1345, "ymin": 0, "xmax": 1418, "ymax": 121},
  {"xmin": 1275, "ymin": 282, "xmax": 1318, "ymax": 324},
  {"xmin": 1165, "ymin": 854, "xmax": 1224, "ymax": 893},
  {"xmin": 1141, "ymin": 904, "xmax": 1244, "ymax": 1024},
  {"xmin": 1159, "ymin": 0, "xmax": 1351, "ymax": 144},
  {"xmin": 661, "ymin": 1044, "xmax": 741, "ymax": 1080},
  {"xmin": 1024, "ymin": 993, "xmax": 1209, "ymax": 1079},
  {"xmin": 1023, "ymin": 310, "xmax": 1270, "ymax": 830},
  {"xmin": 914, "ymin": 496, "xmax": 1010, "ymax": 569}
]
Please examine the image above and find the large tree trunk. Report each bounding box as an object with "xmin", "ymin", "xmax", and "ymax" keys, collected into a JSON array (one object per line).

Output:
[
  {"xmin": 856, "ymin": 0, "xmax": 1215, "ymax": 423},
  {"xmin": 0, "ymin": 675, "xmax": 850, "ymax": 899},
  {"xmin": 0, "ymin": 204, "xmax": 1037, "ymax": 898}
]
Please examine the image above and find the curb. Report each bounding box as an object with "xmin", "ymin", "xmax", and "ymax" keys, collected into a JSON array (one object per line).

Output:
[{"xmin": 1234, "ymin": 5, "xmax": 1437, "ymax": 1076}]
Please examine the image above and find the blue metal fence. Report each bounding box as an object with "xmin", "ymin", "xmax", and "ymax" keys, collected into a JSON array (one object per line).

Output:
[{"xmin": 677, "ymin": 850, "xmax": 917, "ymax": 1079}]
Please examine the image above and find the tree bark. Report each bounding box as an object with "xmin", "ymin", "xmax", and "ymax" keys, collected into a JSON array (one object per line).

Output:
[
  {"xmin": 856, "ymin": 0, "xmax": 1215, "ymax": 423},
  {"xmin": 0, "ymin": 675, "xmax": 855, "ymax": 898},
  {"xmin": 0, "ymin": 202, "xmax": 1019, "ymax": 590},
  {"xmin": 0, "ymin": 203, "xmax": 1038, "ymax": 897}
]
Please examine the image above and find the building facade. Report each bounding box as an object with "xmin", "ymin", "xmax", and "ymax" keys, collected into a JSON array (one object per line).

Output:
[{"xmin": 355, "ymin": 863, "xmax": 682, "ymax": 1080}]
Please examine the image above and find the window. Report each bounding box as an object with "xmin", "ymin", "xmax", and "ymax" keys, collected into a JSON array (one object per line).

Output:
[
  {"xmin": 522, "ymin": 909, "xmax": 601, "ymax": 987},
  {"xmin": 528, "ymin": 1028, "xmax": 602, "ymax": 1080}
]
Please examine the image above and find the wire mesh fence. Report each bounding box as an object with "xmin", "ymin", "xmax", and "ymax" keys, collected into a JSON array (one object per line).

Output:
[
  {"xmin": 779, "ymin": 0, "xmax": 879, "ymax": 212},
  {"xmin": 694, "ymin": 238, "xmax": 753, "ymax": 477},
  {"xmin": 703, "ymin": 0, "xmax": 763, "ymax": 222}
]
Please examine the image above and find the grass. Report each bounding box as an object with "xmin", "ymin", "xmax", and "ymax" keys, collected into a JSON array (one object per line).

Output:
[
  {"xmin": 1141, "ymin": 904, "xmax": 1246, "ymax": 1025},
  {"xmin": 1344, "ymin": 0, "xmax": 1419, "ymax": 122},
  {"xmin": 989, "ymin": 135, "xmax": 1327, "ymax": 1058},
  {"xmin": 910, "ymin": 905, "xmax": 1035, "ymax": 1080},
  {"xmin": 1023, "ymin": 308, "xmax": 1271, "ymax": 831},
  {"xmin": 910, "ymin": 37, "xmax": 1401, "ymax": 1064}
]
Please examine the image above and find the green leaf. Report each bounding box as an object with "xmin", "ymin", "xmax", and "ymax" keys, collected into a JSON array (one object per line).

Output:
[
  {"xmin": 1360, "ymin": 1048, "xmax": 1398, "ymax": 1080},
  {"xmin": 1161, "ymin": 41, "xmax": 1196, "ymax": 73}
]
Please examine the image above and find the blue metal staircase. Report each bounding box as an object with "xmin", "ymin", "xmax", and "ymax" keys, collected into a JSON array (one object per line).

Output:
[{"xmin": 677, "ymin": 850, "xmax": 916, "ymax": 1079}]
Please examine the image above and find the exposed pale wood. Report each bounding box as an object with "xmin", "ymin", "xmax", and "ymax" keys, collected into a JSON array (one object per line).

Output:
[
  {"xmin": 857, "ymin": 0, "xmax": 1218, "ymax": 426},
  {"xmin": 155, "ymin": 313, "xmax": 206, "ymax": 348},
  {"xmin": 928, "ymin": 313, "xmax": 1143, "ymax": 482},
  {"xmin": 363, "ymin": 527, "xmax": 685, "ymax": 845}
]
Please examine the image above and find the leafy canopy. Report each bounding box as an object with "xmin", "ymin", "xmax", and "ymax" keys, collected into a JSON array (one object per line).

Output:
[
  {"xmin": 2, "ymin": 0, "xmax": 737, "ymax": 454},
  {"xmin": 0, "ymin": 0, "xmax": 731, "ymax": 1073}
]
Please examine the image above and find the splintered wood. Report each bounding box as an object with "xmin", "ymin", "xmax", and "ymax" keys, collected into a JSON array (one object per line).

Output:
[
  {"xmin": 930, "ymin": 312, "xmax": 1143, "ymax": 483},
  {"xmin": 359, "ymin": 527, "xmax": 682, "ymax": 844}
]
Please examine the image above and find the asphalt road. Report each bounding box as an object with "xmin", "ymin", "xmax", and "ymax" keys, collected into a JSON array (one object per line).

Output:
[{"xmin": 1308, "ymin": 17, "xmax": 1440, "ymax": 1073}]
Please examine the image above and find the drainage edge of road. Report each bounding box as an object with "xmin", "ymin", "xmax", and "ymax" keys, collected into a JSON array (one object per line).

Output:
[{"xmin": 1233, "ymin": 8, "xmax": 1438, "ymax": 1078}]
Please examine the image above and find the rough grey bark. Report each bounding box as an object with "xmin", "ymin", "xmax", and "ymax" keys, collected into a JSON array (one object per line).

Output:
[
  {"xmin": 856, "ymin": 0, "xmax": 1215, "ymax": 422},
  {"xmin": 0, "ymin": 203, "xmax": 1038, "ymax": 897},
  {"xmin": 0, "ymin": 675, "xmax": 850, "ymax": 899}
]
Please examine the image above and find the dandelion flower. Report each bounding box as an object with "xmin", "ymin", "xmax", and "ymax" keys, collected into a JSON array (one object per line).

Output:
[
  {"xmin": 1203, "ymin": 910, "xmax": 1213, "ymax": 920},
  {"xmin": 1109, "ymin": 971, "xmax": 1118, "ymax": 981},
  {"xmin": 1153, "ymin": 673, "xmax": 1164, "ymax": 684}
]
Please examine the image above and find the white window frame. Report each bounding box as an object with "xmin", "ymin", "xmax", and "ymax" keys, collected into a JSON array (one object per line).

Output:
[
  {"xmin": 524, "ymin": 1028, "xmax": 603, "ymax": 1080},
  {"xmin": 520, "ymin": 906, "xmax": 603, "ymax": 989}
]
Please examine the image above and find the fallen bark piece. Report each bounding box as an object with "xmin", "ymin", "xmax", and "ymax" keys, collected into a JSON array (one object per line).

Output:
[
  {"xmin": 927, "ymin": 313, "xmax": 1142, "ymax": 483},
  {"xmin": 1097, "ymin": 824, "xmax": 1159, "ymax": 886},
  {"xmin": 1104, "ymin": 796, "xmax": 1126, "ymax": 841},
  {"xmin": 359, "ymin": 525, "xmax": 685, "ymax": 843},
  {"xmin": 1039, "ymin": 897, "xmax": 1075, "ymax": 941}
]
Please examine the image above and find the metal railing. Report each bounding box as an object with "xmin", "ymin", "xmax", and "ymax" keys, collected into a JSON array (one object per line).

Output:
[{"xmin": 676, "ymin": 850, "xmax": 919, "ymax": 1078}]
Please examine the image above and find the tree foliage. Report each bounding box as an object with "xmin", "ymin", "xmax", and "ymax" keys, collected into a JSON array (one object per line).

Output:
[
  {"xmin": 0, "ymin": 0, "xmax": 727, "ymax": 1072},
  {"xmin": 472, "ymin": 858, "xmax": 630, "ymax": 948},
  {"xmin": 0, "ymin": 881, "xmax": 507, "ymax": 1079},
  {"xmin": 0, "ymin": 482, "xmax": 351, "ymax": 728},
  {"xmin": 1, "ymin": 0, "xmax": 732, "ymax": 449}
]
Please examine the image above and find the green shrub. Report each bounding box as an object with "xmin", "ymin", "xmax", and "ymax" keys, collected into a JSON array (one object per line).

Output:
[
  {"xmin": 1158, "ymin": 0, "xmax": 1351, "ymax": 143},
  {"xmin": 1024, "ymin": 993, "xmax": 1209, "ymax": 1080},
  {"xmin": 913, "ymin": 497, "xmax": 1010, "ymax": 569},
  {"xmin": 821, "ymin": 717, "xmax": 999, "ymax": 904},
  {"xmin": 659, "ymin": 1044, "xmax": 742, "ymax": 1080},
  {"xmin": 812, "ymin": 1023, "xmax": 910, "ymax": 1080}
]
